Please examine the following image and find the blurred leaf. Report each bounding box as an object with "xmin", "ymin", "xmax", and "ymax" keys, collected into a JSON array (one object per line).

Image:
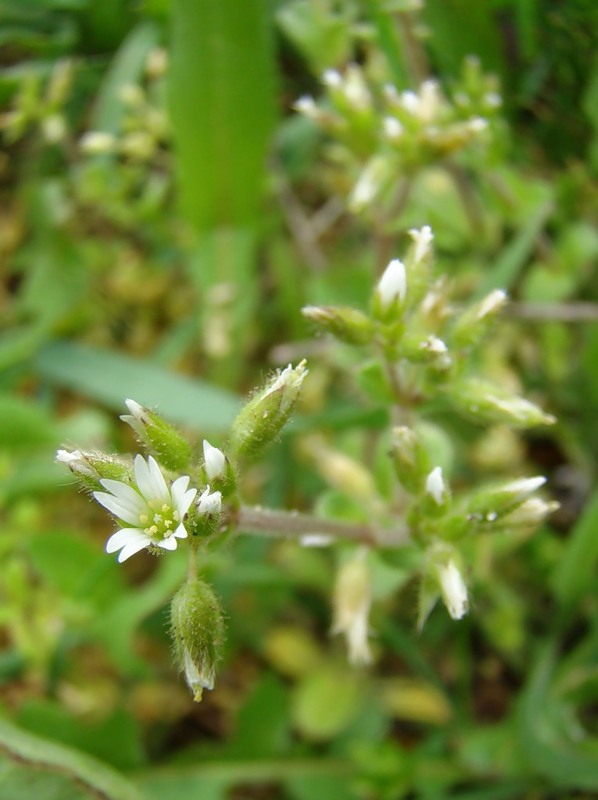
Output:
[
  {"xmin": 94, "ymin": 554, "xmax": 185, "ymax": 672},
  {"xmin": 137, "ymin": 758, "xmax": 351, "ymax": 800},
  {"xmin": 92, "ymin": 22, "xmax": 159, "ymax": 133},
  {"xmin": 0, "ymin": 718, "xmax": 143, "ymax": 800},
  {"xmin": 552, "ymin": 492, "xmax": 598, "ymax": 621},
  {"xmin": 17, "ymin": 701, "xmax": 145, "ymax": 772},
  {"xmin": 168, "ymin": 0, "xmax": 276, "ymax": 229},
  {"xmin": 517, "ymin": 643, "xmax": 598, "ymax": 791},
  {"xmin": 35, "ymin": 341, "xmax": 240, "ymax": 432},
  {"xmin": 423, "ymin": 0, "xmax": 504, "ymax": 78},
  {"xmin": 477, "ymin": 198, "xmax": 553, "ymax": 297},
  {"xmin": 26, "ymin": 531, "xmax": 124, "ymax": 609},
  {"xmin": 228, "ymin": 673, "xmax": 291, "ymax": 758},
  {"xmin": 276, "ymin": 0, "xmax": 354, "ymax": 76},
  {"xmin": 0, "ymin": 393, "xmax": 59, "ymax": 450},
  {"xmin": 292, "ymin": 664, "xmax": 363, "ymax": 741}
]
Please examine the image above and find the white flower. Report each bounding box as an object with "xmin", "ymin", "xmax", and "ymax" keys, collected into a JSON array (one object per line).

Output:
[
  {"xmin": 94, "ymin": 454, "xmax": 196, "ymax": 562},
  {"xmin": 409, "ymin": 225, "xmax": 434, "ymax": 264},
  {"xmin": 264, "ymin": 360, "xmax": 308, "ymax": 414},
  {"xmin": 294, "ymin": 95, "xmax": 318, "ymax": 117},
  {"xmin": 376, "ymin": 259, "xmax": 406, "ymax": 310},
  {"xmin": 56, "ymin": 449, "xmax": 95, "ymax": 477},
  {"xmin": 202, "ymin": 440, "xmax": 226, "ymax": 481},
  {"xmin": 332, "ymin": 549, "xmax": 372, "ymax": 665},
  {"xmin": 426, "ymin": 466, "xmax": 446, "ymax": 505},
  {"xmin": 437, "ymin": 559, "xmax": 468, "ymax": 620},
  {"xmin": 383, "ymin": 116, "xmax": 403, "ymax": 140},
  {"xmin": 197, "ymin": 485, "xmax": 222, "ymax": 516},
  {"xmin": 476, "ymin": 289, "xmax": 507, "ymax": 320}
]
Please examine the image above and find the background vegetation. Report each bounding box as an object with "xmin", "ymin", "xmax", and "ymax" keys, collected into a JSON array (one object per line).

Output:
[{"xmin": 1, "ymin": 0, "xmax": 598, "ymax": 798}]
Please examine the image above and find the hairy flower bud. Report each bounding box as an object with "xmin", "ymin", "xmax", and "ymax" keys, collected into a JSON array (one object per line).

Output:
[
  {"xmin": 449, "ymin": 379, "xmax": 556, "ymax": 428},
  {"xmin": 452, "ymin": 289, "xmax": 508, "ymax": 348},
  {"xmin": 171, "ymin": 579, "xmax": 226, "ymax": 701},
  {"xmin": 228, "ymin": 361, "xmax": 308, "ymax": 459},
  {"xmin": 56, "ymin": 449, "xmax": 132, "ymax": 493},
  {"xmin": 120, "ymin": 399, "xmax": 191, "ymax": 471},
  {"xmin": 302, "ymin": 305, "xmax": 375, "ymax": 345},
  {"xmin": 389, "ymin": 426, "xmax": 431, "ymax": 494}
]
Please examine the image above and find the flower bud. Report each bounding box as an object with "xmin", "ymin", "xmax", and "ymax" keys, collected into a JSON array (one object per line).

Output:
[
  {"xmin": 349, "ymin": 156, "xmax": 391, "ymax": 212},
  {"xmin": 466, "ymin": 475, "xmax": 548, "ymax": 524},
  {"xmin": 332, "ymin": 548, "xmax": 372, "ymax": 665},
  {"xmin": 498, "ymin": 497, "xmax": 559, "ymax": 531},
  {"xmin": 228, "ymin": 361, "xmax": 308, "ymax": 459},
  {"xmin": 79, "ymin": 131, "xmax": 116, "ymax": 154},
  {"xmin": 429, "ymin": 549, "xmax": 468, "ymax": 620},
  {"xmin": 426, "ymin": 467, "xmax": 448, "ymax": 506},
  {"xmin": 171, "ymin": 578, "xmax": 225, "ymax": 701},
  {"xmin": 188, "ymin": 486, "xmax": 223, "ymax": 539},
  {"xmin": 436, "ymin": 558, "xmax": 468, "ymax": 620},
  {"xmin": 56, "ymin": 449, "xmax": 131, "ymax": 493},
  {"xmin": 408, "ymin": 226, "xmax": 434, "ymax": 265},
  {"xmin": 120, "ymin": 399, "xmax": 191, "ymax": 471},
  {"xmin": 202, "ymin": 440, "xmax": 226, "ymax": 481},
  {"xmin": 452, "ymin": 289, "xmax": 508, "ymax": 349},
  {"xmin": 371, "ymin": 259, "xmax": 407, "ymax": 322},
  {"xmin": 302, "ymin": 305, "xmax": 375, "ymax": 345},
  {"xmin": 449, "ymin": 379, "xmax": 556, "ymax": 428},
  {"xmin": 401, "ymin": 334, "xmax": 451, "ymax": 370},
  {"xmin": 389, "ymin": 426, "xmax": 431, "ymax": 494}
]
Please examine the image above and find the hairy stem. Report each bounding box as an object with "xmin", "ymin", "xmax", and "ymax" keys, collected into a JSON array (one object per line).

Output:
[{"xmin": 230, "ymin": 505, "xmax": 409, "ymax": 548}]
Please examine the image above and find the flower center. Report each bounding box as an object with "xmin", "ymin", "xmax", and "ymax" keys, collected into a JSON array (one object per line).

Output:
[{"xmin": 139, "ymin": 500, "xmax": 180, "ymax": 540}]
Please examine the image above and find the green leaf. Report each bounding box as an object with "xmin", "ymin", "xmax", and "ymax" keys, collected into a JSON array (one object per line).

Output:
[
  {"xmin": 291, "ymin": 664, "xmax": 363, "ymax": 741},
  {"xmin": 0, "ymin": 393, "xmax": 59, "ymax": 450},
  {"xmin": 0, "ymin": 718, "xmax": 143, "ymax": 800},
  {"xmin": 517, "ymin": 643, "xmax": 598, "ymax": 790},
  {"xmin": 476, "ymin": 198, "xmax": 553, "ymax": 297},
  {"xmin": 168, "ymin": 0, "xmax": 277, "ymax": 229},
  {"xmin": 34, "ymin": 341, "xmax": 240, "ymax": 433},
  {"xmin": 94, "ymin": 554, "xmax": 186, "ymax": 672},
  {"xmin": 552, "ymin": 492, "xmax": 598, "ymax": 621},
  {"xmin": 92, "ymin": 22, "xmax": 159, "ymax": 133}
]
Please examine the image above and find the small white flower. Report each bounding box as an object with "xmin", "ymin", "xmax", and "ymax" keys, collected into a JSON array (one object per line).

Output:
[
  {"xmin": 468, "ymin": 117, "xmax": 488, "ymax": 133},
  {"xmin": 409, "ymin": 225, "xmax": 434, "ymax": 264},
  {"xmin": 202, "ymin": 440, "xmax": 226, "ymax": 481},
  {"xmin": 376, "ymin": 259, "xmax": 406, "ymax": 310},
  {"xmin": 56, "ymin": 449, "xmax": 95, "ymax": 477},
  {"xmin": 79, "ymin": 131, "xmax": 116, "ymax": 154},
  {"xmin": 294, "ymin": 95, "xmax": 318, "ymax": 117},
  {"xmin": 265, "ymin": 360, "xmax": 308, "ymax": 413},
  {"xmin": 476, "ymin": 289, "xmax": 507, "ymax": 320},
  {"xmin": 400, "ymin": 90, "xmax": 420, "ymax": 114},
  {"xmin": 197, "ymin": 485, "xmax": 222, "ymax": 516},
  {"xmin": 332, "ymin": 549, "xmax": 372, "ymax": 665},
  {"xmin": 120, "ymin": 398, "xmax": 147, "ymax": 436},
  {"xmin": 437, "ymin": 559, "xmax": 468, "ymax": 620},
  {"xmin": 426, "ymin": 466, "xmax": 446, "ymax": 505},
  {"xmin": 94, "ymin": 454, "xmax": 196, "ymax": 563},
  {"xmin": 383, "ymin": 116, "xmax": 403, "ymax": 140},
  {"xmin": 501, "ymin": 475, "xmax": 547, "ymax": 498},
  {"xmin": 322, "ymin": 69, "xmax": 342, "ymax": 88}
]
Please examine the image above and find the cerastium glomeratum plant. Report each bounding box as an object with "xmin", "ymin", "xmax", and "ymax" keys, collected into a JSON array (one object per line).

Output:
[{"xmin": 57, "ymin": 225, "xmax": 556, "ymax": 698}]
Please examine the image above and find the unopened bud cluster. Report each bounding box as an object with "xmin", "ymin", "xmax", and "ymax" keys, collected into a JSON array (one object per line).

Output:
[
  {"xmin": 295, "ymin": 60, "xmax": 502, "ymax": 214},
  {"xmin": 304, "ymin": 222, "xmax": 556, "ymax": 631}
]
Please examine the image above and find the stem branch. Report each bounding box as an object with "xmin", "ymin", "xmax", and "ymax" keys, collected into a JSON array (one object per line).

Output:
[{"xmin": 229, "ymin": 505, "xmax": 409, "ymax": 548}]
